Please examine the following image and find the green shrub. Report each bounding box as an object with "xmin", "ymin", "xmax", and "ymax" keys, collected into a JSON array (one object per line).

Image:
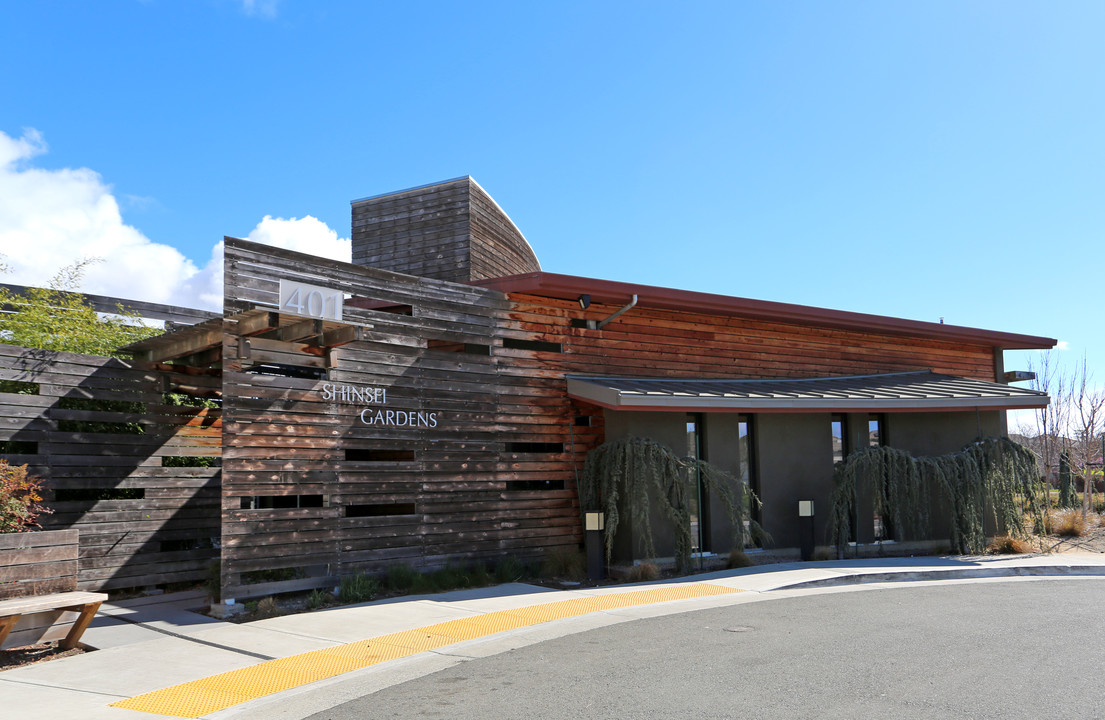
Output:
[
  {"xmin": 0, "ymin": 460, "xmax": 52, "ymax": 533},
  {"xmin": 339, "ymin": 572, "xmax": 380, "ymax": 604},
  {"xmin": 494, "ymin": 556, "xmax": 526, "ymax": 584},
  {"xmin": 385, "ymin": 563, "xmax": 418, "ymax": 592},
  {"xmin": 430, "ymin": 564, "xmax": 466, "ymax": 590},
  {"xmin": 307, "ymin": 588, "xmax": 331, "ymax": 610},
  {"xmin": 410, "ymin": 572, "xmax": 438, "ymax": 594},
  {"xmin": 468, "ymin": 561, "xmax": 492, "ymax": 587}
]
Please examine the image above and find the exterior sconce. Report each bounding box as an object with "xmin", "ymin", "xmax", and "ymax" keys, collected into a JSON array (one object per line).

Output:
[{"xmin": 577, "ymin": 294, "xmax": 591, "ymax": 310}]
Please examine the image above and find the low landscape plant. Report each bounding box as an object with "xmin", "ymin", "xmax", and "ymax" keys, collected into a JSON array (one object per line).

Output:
[
  {"xmin": 540, "ymin": 548, "xmax": 586, "ymax": 581},
  {"xmin": 1049, "ymin": 509, "xmax": 1086, "ymax": 537},
  {"xmin": 385, "ymin": 563, "xmax": 418, "ymax": 592},
  {"xmin": 624, "ymin": 562, "xmax": 660, "ymax": 582},
  {"xmin": 338, "ymin": 571, "xmax": 380, "ymax": 604},
  {"xmin": 0, "ymin": 460, "xmax": 52, "ymax": 533},
  {"xmin": 726, "ymin": 549, "xmax": 754, "ymax": 569},
  {"xmin": 987, "ymin": 535, "xmax": 1035, "ymax": 554},
  {"xmin": 494, "ymin": 555, "xmax": 526, "ymax": 583}
]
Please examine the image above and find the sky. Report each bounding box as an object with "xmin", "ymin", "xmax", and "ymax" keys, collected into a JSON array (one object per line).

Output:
[{"xmin": 1, "ymin": 1, "xmax": 1102, "ymax": 426}]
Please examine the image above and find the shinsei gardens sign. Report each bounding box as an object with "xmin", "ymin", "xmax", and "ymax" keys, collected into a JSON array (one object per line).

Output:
[
  {"xmin": 277, "ymin": 280, "xmax": 440, "ymax": 427},
  {"xmin": 320, "ymin": 383, "xmax": 440, "ymax": 428}
]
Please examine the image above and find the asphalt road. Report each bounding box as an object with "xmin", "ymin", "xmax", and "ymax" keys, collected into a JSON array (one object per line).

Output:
[{"xmin": 305, "ymin": 579, "xmax": 1105, "ymax": 720}]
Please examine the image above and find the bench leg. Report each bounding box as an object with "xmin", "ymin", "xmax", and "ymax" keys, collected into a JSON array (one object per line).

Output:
[
  {"xmin": 60, "ymin": 602, "xmax": 101, "ymax": 651},
  {"xmin": 0, "ymin": 614, "xmax": 21, "ymax": 649}
]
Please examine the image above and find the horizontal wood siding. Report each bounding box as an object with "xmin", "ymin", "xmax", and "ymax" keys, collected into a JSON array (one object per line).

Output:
[
  {"xmin": 0, "ymin": 529, "xmax": 79, "ymax": 599},
  {"xmin": 351, "ymin": 178, "xmax": 540, "ymax": 284},
  {"xmin": 506, "ymin": 294, "xmax": 996, "ymax": 382},
  {"xmin": 351, "ymin": 179, "xmax": 472, "ymax": 283},
  {"xmin": 468, "ymin": 181, "xmax": 541, "ymax": 281},
  {"xmin": 0, "ymin": 344, "xmax": 221, "ymax": 592}
]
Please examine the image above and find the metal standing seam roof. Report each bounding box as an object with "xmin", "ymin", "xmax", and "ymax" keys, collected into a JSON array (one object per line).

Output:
[{"xmin": 566, "ymin": 371, "xmax": 1050, "ymax": 412}]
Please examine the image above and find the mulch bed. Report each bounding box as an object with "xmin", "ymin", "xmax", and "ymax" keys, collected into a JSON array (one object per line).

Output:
[{"xmin": 0, "ymin": 641, "xmax": 86, "ymax": 671}]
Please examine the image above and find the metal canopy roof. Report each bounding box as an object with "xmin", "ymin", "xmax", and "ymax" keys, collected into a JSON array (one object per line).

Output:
[{"xmin": 566, "ymin": 371, "xmax": 1050, "ymax": 412}]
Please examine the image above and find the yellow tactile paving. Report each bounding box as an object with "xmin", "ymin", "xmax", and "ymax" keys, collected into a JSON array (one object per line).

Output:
[
  {"xmin": 111, "ymin": 582, "xmax": 743, "ymax": 718},
  {"xmin": 316, "ymin": 638, "xmax": 419, "ymax": 664},
  {"xmin": 420, "ymin": 613, "xmax": 534, "ymax": 640},
  {"xmin": 368, "ymin": 629, "xmax": 458, "ymax": 652}
]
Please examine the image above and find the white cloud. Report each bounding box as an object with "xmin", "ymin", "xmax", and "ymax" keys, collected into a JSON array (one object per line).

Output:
[
  {"xmin": 1056, "ymin": 340, "xmax": 1070, "ymax": 351},
  {"xmin": 0, "ymin": 128, "xmax": 351, "ymax": 315},
  {"xmin": 245, "ymin": 215, "xmax": 351, "ymax": 263}
]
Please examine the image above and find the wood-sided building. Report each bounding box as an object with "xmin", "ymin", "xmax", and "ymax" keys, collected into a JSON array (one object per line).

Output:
[{"xmin": 2, "ymin": 176, "xmax": 1054, "ymax": 600}]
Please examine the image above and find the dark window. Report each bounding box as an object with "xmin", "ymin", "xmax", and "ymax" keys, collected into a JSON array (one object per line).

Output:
[
  {"xmin": 505, "ymin": 480, "xmax": 566, "ymax": 491},
  {"xmin": 506, "ymin": 442, "xmax": 564, "ymax": 454},
  {"xmin": 737, "ymin": 415, "xmax": 761, "ymax": 544},
  {"xmin": 427, "ymin": 339, "xmax": 491, "ymax": 355},
  {"xmin": 574, "ymin": 416, "xmax": 592, "ymax": 427},
  {"xmin": 345, "ymin": 449, "xmax": 416, "ymax": 462},
  {"xmin": 54, "ymin": 488, "xmax": 145, "ymax": 502},
  {"xmin": 245, "ymin": 363, "xmax": 327, "ymax": 380},
  {"xmin": 240, "ymin": 495, "xmax": 325, "ymax": 509},
  {"xmin": 345, "ymin": 503, "xmax": 417, "ymax": 517},
  {"xmin": 159, "ymin": 537, "xmax": 217, "ymax": 553},
  {"xmin": 375, "ymin": 304, "xmax": 413, "ymax": 315},
  {"xmin": 0, "ymin": 440, "xmax": 38, "ymax": 454},
  {"xmin": 162, "ymin": 456, "xmax": 221, "ymax": 467},
  {"xmin": 502, "ymin": 338, "xmax": 562, "ymax": 353}
]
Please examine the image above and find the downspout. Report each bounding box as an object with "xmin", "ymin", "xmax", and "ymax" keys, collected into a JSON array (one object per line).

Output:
[{"xmin": 597, "ymin": 294, "xmax": 638, "ymax": 330}]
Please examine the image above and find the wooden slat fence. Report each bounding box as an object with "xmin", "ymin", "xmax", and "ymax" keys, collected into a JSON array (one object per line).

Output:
[{"xmin": 0, "ymin": 345, "xmax": 221, "ymax": 592}]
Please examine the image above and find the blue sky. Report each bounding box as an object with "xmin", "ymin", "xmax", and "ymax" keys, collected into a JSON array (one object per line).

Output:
[{"xmin": 1, "ymin": 1, "xmax": 1102, "ymax": 419}]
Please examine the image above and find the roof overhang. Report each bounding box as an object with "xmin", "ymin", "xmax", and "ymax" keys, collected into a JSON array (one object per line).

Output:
[
  {"xmin": 472, "ymin": 272, "xmax": 1055, "ymax": 350},
  {"xmin": 567, "ymin": 371, "xmax": 1050, "ymax": 413}
]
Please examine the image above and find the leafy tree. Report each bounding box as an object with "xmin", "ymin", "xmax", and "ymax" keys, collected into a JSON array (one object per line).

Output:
[{"xmin": 0, "ymin": 258, "xmax": 158, "ymax": 356}]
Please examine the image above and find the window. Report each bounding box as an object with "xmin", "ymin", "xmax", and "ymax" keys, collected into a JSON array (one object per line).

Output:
[
  {"xmin": 687, "ymin": 414, "xmax": 706, "ymax": 554},
  {"xmin": 737, "ymin": 415, "xmax": 760, "ymax": 546},
  {"xmin": 831, "ymin": 414, "xmax": 848, "ymax": 464},
  {"xmin": 869, "ymin": 414, "xmax": 892, "ymax": 541}
]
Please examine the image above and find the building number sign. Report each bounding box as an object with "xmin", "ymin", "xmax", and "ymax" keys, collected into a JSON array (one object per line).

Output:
[{"xmin": 278, "ymin": 280, "xmax": 344, "ymax": 322}]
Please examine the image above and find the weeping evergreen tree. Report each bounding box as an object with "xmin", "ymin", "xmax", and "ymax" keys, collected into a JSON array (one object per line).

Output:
[
  {"xmin": 830, "ymin": 437, "xmax": 1043, "ymax": 556},
  {"xmin": 578, "ymin": 436, "xmax": 761, "ymax": 572},
  {"xmin": 1058, "ymin": 452, "xmax": 1077, "ymax": 509}
]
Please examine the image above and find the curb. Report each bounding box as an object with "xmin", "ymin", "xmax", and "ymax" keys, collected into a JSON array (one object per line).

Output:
[{"xmin": 775, "ymin": 564, "xmax": 1105, "ymax": 589}]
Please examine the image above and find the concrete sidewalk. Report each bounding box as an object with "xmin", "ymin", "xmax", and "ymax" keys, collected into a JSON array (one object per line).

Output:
[{"xmin": 4, "ymin": 553, "xmax": 1105, "ymax": 720}]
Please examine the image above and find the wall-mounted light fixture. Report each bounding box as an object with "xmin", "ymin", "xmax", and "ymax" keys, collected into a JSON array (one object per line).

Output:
[{"xmin": 577, "ymin": 294, "xmax": 591, "ymax": 310}]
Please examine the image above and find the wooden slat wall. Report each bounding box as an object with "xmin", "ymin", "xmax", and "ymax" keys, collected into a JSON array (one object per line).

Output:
[
  {"xmin": 350, "ymin": 177, "xmax": 541, "ymax": 285},
  {"xmin": 220, "ymin": 239, "xmax": 588, "ymax": 601},
  {"xmin": 467, "ymin": 181, "xmax": 542, "ymax": 281},
  {"xmin": 0, "ymin": 344, "xmax": 221, "ymax": 592}
]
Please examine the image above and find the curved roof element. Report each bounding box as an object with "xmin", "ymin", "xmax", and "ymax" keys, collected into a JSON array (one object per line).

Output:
[{"xmin": 350, "ymin": 176, "xmax": 540, "ymax": 283}]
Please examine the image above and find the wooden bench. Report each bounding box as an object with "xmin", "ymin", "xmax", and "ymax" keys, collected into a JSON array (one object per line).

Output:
[{"xmin": 0, "ymin": 591, "xmax": 108, "ymax": 651}]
